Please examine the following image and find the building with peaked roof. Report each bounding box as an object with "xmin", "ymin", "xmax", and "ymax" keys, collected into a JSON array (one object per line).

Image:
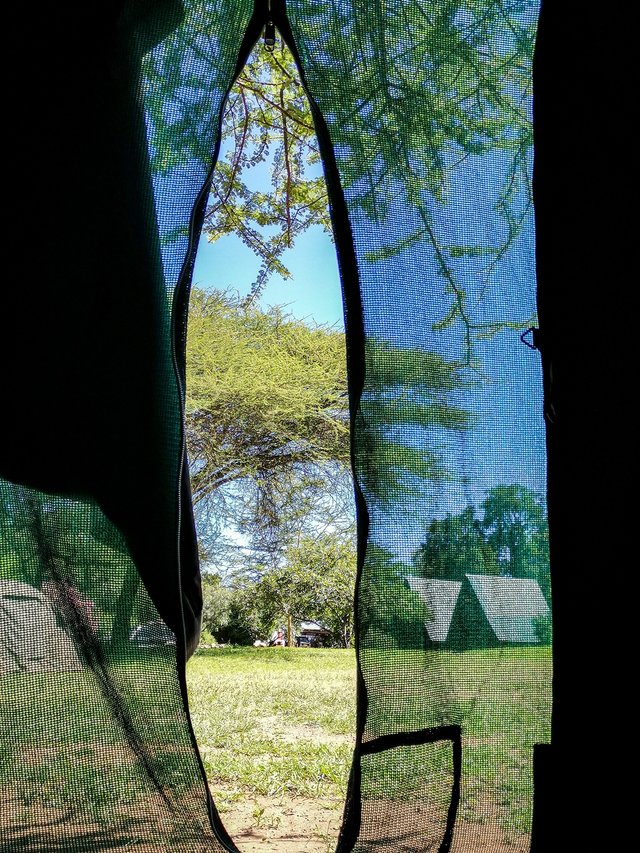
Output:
[
  {"xmin": 465, "ymin": 574, "xmax": 549, "ymax": 644},
  {"xmin": 405, "ymin": 577, "xmax": 462, "ymax": 643},
  {"xmin": 0, "ymin": 580, "xmax": 82, "ymax": 674},
  {"xmin": 297, "ymin": 620, "xmax": 332, "ymax": 646},
  {"xmin": 404, "ymin": 574, "xmax": 550, "ymax": 651}
]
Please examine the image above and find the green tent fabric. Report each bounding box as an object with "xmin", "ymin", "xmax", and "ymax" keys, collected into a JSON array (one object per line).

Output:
[
  {"xmin": 1, "ymin": 1, "xmax": 619, "ymax": 850},
  {"xmin": 0, "ymin": 581, "xmax": 83, "ymax": 676}
]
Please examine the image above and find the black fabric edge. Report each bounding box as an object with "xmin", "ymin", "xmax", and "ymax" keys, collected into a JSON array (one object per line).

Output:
[
  {"xmin": 358, "ymin": 725, "xmax": 461, "ymax": 853},
  {"xmin": 529, "ymin": 743, "xmax": 553, "ymax": 852},
  {"xmin": 170, "ymin": 3, "xmax": 268, "ymax": 665},
  {"xmin": 168, "ymin": 5, "xmax": 264, "ymax": 653},
  {"xmin": 530, "ymin": 1, "xmax": 628, "ymax": 846},
  {"xmin": 272, "ymin": 5, "xmax": 370, "ymax": 852},
  {"xmin": 359, "ymin": 724, "xmax": 461, "ymax": 756},
  {"xmin": 166, "ymin": 5, "xmax": 269, "ymax": 851},
  {"xmin": 441, "ymin": 727, "xmax": 461, "ymax": 853}
]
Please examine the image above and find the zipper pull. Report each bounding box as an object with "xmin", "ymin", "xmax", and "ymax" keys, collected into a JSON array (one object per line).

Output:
[{"xmin": 264, "ymin": 0, "xmax": 275, "ymax": 51}]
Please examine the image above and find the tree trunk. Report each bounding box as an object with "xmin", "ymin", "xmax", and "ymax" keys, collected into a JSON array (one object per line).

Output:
[{"xmin": 110, "ymin": 566, "xmax": 140, "ymax": 654}]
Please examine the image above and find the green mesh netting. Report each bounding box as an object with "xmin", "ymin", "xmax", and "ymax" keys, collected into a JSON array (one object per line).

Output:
[{"xmin": 1, "ymin": 2, "xmax": 551, "ymax": 851}]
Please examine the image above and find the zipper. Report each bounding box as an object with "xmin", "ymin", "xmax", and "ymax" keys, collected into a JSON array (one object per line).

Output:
[{"xmin": 264, "ymin": 0, "xmax": 276, "ymax": 51}]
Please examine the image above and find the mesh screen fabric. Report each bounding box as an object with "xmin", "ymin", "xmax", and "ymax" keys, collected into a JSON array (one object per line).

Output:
[
  {"xmin": 1, "ymin": 2, "xmax": 254, "ymax": 851},
  {"xmin": 286, "ymin": 2, "xmax": 549, "ymax": 849},
  {"xmin": 1, "ymin": 2, "xmax": 550, "ymax": 852},
  {"xmin": 0, "ymin": 483, "xmax": 233, "ymax": 852},
  {"xmin": 357, "ymin": 738, "xmax": 456, "ymax": 852}
]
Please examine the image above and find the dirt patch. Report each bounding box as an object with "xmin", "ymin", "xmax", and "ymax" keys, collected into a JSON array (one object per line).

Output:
[
  {"xmin": 452, "ymin": 821, "xmax": 525, "ymax": 852},
  {"xmin": 256, "ymin": 716, "xmax": 353, "ymax": 747},
  {"xmin": 216, "ymin": 787, "xmax": 343, "ymax": 853},
  {"xmin": 2, "ymin": 783, "xmax": 527, "ymax": 853},
  {"xmin": 0, "ymin": 787, "xmax": 214, "ymax": 853},
  {"xmin": 216, "ymin": 790, "xmax": 529, "ymax": 853}
]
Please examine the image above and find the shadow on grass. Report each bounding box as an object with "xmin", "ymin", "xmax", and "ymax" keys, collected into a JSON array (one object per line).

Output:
[
  {"xmin": 1, "ymin": 811, "xmax": 159, "ymax": 852},
  {"xmin": 0, "ymin": 806, "xmax": 215, "ymax": 853},
  {"xmin": 3, "ymin": 832, "xmax": 150, "ymax": 852}
]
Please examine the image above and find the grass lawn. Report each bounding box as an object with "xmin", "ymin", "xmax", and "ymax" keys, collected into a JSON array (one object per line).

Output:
[
  {"xmin": 187, "ymin": 645, "xmax": 551, "ymax": 851},
  {"xmin": 1, "ymin": 645, "xmax": 550, "ymax": 852},
  {"xmin": 1, "ymin": 653, "xmax": 224, "ymax": 851},
  {"xmin": 186, "ymin": 647, "xmax": 357, "ymax": 801},
  {"xmin": 186, "ymin": 646, "xmax": 357, "ymax": 851}
]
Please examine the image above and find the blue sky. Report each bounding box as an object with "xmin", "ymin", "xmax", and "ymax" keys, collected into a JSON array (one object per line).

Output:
[
  {"xmin": 193, "ymin": 223, "xmax": 344, "ymax": 329},
  {"xmin": 191, "ymin": 198, "xmax": 547, "ymax": 565},
  {"xmin": 191, "ymin": 127, "xmax": 344, "ymax": 330},
  {"xmin": 189, "ymin": 84, "xmax": 547, "ymax": 564}
]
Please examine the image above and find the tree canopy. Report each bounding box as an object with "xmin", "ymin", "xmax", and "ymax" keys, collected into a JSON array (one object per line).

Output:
[
  {"xmin": 255, "ymin": 533, "xmax": 356, "ymax": 647},
  {"xmin": 411, "ymin": 506, "xmax": 494, "ymax": 581},
  {"xmin": 143, "ymin": 5, "xmax": 537, "ymax": 358},
  {"xmin": 185, "ymin": 286, "xmax": 472, "ymax": 566},
  {"xmin": 202, "ymin": 44, "xmax": 331, "ymax": 297},
  {"xmin": 481, "ymin": 484, "xmax": 548, "ymax": 579},
  {"xmin": 199, "ymin": 534, "xmax": 355, "ymax": 646},
  {"xmin": 358, "ymin": 543, "xmax": 432, "ymax": 649},
  {"xmin": 358, "ymin": 340, "xmax": 472, "ymax": 504},
  {"xmin": 186, "ymin": 286, "xmax": 349, "ymax": 499},
  {"xmin": 412, "ymin": 484, "xmax": 550, "ymax": 600},
  {"xmin": 185, "ymin": 286, "xmax": 352, "ymax": 564}
]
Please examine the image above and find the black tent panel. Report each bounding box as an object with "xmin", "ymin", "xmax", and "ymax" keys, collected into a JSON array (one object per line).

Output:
[{"xmin": 1, "ymin": 1, "xmax": 562, "ymax": 851}]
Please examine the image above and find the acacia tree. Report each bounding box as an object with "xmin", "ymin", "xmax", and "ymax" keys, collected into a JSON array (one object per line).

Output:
[
  {"xmin": 185, "ymin": 286, "xmax": 471, "ymax": 565},
  {"xmin": 185, "ymin": 285, "xmax": 352, "ymax": 564},
  {"xmin": 144, "ymin": 5, "xmax": 536, "ymax": 358},
  {"xmin": 186, "ymin": 287, "xmax": 349, "ymax": 500},
  {"xmin": 193, "ymin": 14, "xmax": 536, "ymax": 356},
  {"xmin": 202, "ymin": 45, "xmax": 331, "ymax": 299}
]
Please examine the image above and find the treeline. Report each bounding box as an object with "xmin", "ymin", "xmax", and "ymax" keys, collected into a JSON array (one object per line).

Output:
[
  {"xmin": 412, "ymin": 484, "xmax": 550, "ymax": 602},
  {"xmin": 2, "ymin": 482, "xmax": 549, "ymax": 652},
  {"xmin": 200, "ymin": 484, "xmax": 550, "ymax": 650},
  {"xmin": 200, "ymin": 533, "xmax": 356, "ymax": 648}
]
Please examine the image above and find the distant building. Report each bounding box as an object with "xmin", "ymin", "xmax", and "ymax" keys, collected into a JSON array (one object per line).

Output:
[
  {"xmin": 404, "ymin": 574, "xmax": 550, "ymax": 650},
  {"xmin": 465, "ymin": 574, "xmax": 549, "ymax": 644},
  {"xmin": 298, "ymin": 620, "xmax": 332, "ymax": 646},
  {"xmin": 0, "ymin": 580, "xmax": 82, "ymax": 674},
  {"xmin": 405, "ymin": 577, "xmax": 462, "ymax": 643}
]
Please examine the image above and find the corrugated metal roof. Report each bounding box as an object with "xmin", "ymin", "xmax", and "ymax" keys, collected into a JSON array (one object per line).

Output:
[
  {"xmin": 465, "ymin": 574, "xmax": 549, "ymax": 643},
  {"xmin": 405, "ymin": 577, "xmax": 462, "ymax": 642},
  {"xmin": 299, "ymin": 620, "xmax": 330, "ymax": 633}
]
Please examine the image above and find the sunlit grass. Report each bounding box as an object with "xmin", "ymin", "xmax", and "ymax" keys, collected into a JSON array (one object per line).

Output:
[
  {"xmin": 1, "ymin": 645, "xmax": 550, "ymax": 844},
  {"xmin": 186, "ymin": 647, "xmax": 357, "ymax": 807},
  {"xmin": 187, "ymin": 645, "xmax": 551, "ymax": 838}
]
